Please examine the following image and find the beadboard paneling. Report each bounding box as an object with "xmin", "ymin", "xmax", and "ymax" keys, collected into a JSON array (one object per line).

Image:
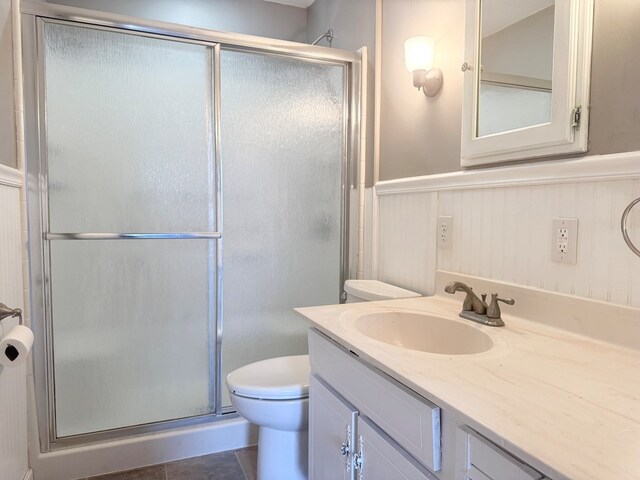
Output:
[
  {"xmin": 373, "ymin": 152, "xmax": 640, "ymax": 307},
  {"xmin": 0, "ymin": 183, "xmax": 29, "ymax": 480},
  {"xmin": 436, "ymin": 178, "xmax": 640, "ymax": 307},
  {"xmin": 377, "ymin": 191, "xmax": 437, "ymax": 294},
  {"xmin": 363, "ymin": 187, "xmax": 374, "ymax": 280}
]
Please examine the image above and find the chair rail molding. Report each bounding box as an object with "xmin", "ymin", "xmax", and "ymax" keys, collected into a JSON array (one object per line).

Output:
[
  {"xmin": 0, "ymin": 164, "xmax": 23, "ymax": 188},
  {"xmin": 375, "ymin": 151, "xmax": 640, "ymax": 195}
]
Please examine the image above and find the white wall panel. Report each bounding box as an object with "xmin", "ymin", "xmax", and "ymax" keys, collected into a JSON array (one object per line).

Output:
[
  {"xmin": 437, "ymin": 179, "xmax": 640, "ymax": 306},
  {"xmin": 381, "ymin": 177, "xmax": 640, "ymax": 307},
  {"xmin": 0, "ymin": 182, "xmax": 29, "ymax": 480},
  {"xmin": 377, "ymin": 191, "xmax": 437, "ymax": 295}
]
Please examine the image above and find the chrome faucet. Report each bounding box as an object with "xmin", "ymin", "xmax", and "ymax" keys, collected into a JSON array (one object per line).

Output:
[
  {"xmin": 444, "ymin": 281, "xmax": 487, "ymax": 315},
  {"xmin": 444, "ymin": 281, "xmax": 513, "ymax": 327}
]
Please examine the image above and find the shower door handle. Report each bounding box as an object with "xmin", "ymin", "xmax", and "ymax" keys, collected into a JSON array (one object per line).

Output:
[{"xmin": 45, "ymin": 232, "xmax": 222, "ymax": 240}]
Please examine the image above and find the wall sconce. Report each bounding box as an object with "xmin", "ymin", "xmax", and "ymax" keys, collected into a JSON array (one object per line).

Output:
[{"xmin": 404, "ymin": 36, "xmax": 443, "ymax": 97}]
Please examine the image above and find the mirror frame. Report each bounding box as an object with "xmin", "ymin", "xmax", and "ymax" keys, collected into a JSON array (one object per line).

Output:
[{"xmin": 461, "ymin": 0, "xmax": 594, "ymax": 167}]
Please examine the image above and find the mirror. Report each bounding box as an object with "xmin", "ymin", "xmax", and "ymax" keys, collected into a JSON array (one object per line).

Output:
[
  {"xmin": 478, "ymin": 0, "xmax": 554, "ymax": 137},
  {"xmin": 461, "ymin": 0, "xmax": 594, "ymax": 167}
]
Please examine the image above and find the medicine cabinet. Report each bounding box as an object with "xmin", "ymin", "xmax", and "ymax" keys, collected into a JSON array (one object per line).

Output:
[{"xmin": 461, "ymin": 0, "xmax": 594, "ymax": 166}]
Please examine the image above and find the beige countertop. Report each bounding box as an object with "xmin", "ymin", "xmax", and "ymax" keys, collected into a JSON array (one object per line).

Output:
[{"xmin": 296, "ymin": 289, "xmax": 640, "ymax": 480}]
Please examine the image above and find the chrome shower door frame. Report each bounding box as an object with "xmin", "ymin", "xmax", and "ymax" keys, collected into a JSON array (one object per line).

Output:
[
  {"xmin": 21, "ymin": 1, "xmax": 361, "ymax": 452},
  {"xmin": 24, "ymin": 15, "xmax": 222, "ymax": 451}
]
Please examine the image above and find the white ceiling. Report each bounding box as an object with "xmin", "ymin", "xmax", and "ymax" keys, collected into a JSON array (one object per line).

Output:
[
  {"xmin": 261, "ymin": 0, "xmax": 316, "ymax": 8},
  {"xmin": 482, "ymin": 0, "xmax": 554, "ymax": 37}
]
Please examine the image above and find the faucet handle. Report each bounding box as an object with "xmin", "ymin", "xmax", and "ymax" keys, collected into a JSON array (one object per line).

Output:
[{"xmin": 486, "ymin": 294, "xmax": 515, "ymax": 320}]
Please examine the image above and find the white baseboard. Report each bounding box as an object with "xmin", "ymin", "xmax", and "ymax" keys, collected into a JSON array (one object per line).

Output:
[
  {"xmin": 23, "ymin": 468, "xmax": 33, "ymax": 480},
  {"xmin": 30, "ymin": 418, "xmax": 257, "ymax": 480}
]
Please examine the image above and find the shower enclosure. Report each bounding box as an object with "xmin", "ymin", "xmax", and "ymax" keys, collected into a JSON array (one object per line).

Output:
[{"xmin": 22, "ymin": 2, "xmax": 361, "ymax": 451}]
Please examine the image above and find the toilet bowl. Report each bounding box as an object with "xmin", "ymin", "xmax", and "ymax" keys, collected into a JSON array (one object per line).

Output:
[
  {"xmin": 226, "ymin": 281, "xmax": 420, "ymax": 480},
  {"xmin": 227, "ymin": 354, "xmax": 310, "ymax": 480}
]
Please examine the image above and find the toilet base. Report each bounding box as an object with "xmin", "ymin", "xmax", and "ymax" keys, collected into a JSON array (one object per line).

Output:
[{"xmin": 257, "ymin": 426, "xmax": 308, "ymax": 480}]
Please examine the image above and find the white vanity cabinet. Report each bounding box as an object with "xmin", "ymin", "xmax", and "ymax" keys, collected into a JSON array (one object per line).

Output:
[
  {"xmin": 309, "ymin": 329, "xmax": 440, "ymax": 479},
  {"xmin": 309, "ymin": 328, "xmax": 549, "ymax": 480},
  {"xmin": 310, "ymin": 376, "xmax": 435, "ymax": 480}
]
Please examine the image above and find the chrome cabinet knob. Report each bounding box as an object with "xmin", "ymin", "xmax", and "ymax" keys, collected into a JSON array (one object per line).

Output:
[{"xmin": 340, "ymin": 442, "xmax": 350, "ymax": 456}]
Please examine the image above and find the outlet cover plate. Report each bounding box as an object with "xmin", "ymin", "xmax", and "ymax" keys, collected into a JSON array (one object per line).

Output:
[
  {"xmin": 551, "ymin": 217, "xmax": 578, "ymax": 264},
  {"xmin": 438, "ymin": 216, "xmax": 453, "ymax": 250}
]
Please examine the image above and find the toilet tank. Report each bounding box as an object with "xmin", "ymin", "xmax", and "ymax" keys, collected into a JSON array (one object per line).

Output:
[{"xmin": 344, "ymin": 280, "xmax": 421, "ymax": 303}]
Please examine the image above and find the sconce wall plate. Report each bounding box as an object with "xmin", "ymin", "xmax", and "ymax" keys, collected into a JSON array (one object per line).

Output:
[{"xmin": 412, "ymin": 67, "xmax": 443, "ymax": 97}]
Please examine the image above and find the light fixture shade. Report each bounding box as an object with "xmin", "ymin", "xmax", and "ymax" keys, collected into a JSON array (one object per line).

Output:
[{"xmin": 404, "ymin": 36, "xmax": 435, "ymax": 72}]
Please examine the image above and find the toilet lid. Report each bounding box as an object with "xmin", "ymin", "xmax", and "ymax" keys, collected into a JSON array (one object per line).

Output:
[
  {"xmin": 344, "ymin": 279, "xmax": 421, "ymax": 301},
  {"xmin": 226, "ymin": 354, "xmax": 310, "ymax": 400}
]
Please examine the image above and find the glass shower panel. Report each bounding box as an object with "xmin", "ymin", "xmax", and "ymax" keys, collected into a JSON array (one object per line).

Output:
[
  {"xmin": 50, "ymin": 240, "xmax": 213, "ymax": 437},
  {"xmin": 43, "ymin": 22, "xmax": 214, "ymax": 233},
  {"xmin": 42, "ymin": 22, "xmax": 216, "ymax": 437},
  {"xmin": 220, "ymin": 51, "xmax": 345, "ymax": 407}
]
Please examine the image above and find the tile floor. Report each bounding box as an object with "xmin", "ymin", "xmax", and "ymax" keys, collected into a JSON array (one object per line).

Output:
[{"xmin": 81, "ymin": 447, "xmax": 257, "ymax": 480}]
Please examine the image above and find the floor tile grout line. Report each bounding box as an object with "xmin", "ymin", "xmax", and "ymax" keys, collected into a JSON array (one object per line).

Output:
[
  {"xmin": 80, "ymin": 447, "xmax": 255, "ymax": 479},
  {"xmin": 234, "ymin": 449, "xmax": 247, "ymax": 480}
]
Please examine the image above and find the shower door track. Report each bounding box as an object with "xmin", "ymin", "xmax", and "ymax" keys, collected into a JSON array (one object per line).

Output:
[{"xmin": 21, "ymin": 1, "xmax": 361, "ymax": 452}]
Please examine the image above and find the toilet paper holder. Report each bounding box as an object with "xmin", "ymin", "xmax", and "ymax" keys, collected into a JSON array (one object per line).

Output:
[{"xmin": 0, "ymin": 303, "xmax": 23, "ymax": 326}]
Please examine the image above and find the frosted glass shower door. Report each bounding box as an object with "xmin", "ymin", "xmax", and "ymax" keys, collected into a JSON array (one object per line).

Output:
[
  {"xmin": 220, "ymin": 51, "xmax": 345, "ymax": 407},
  {"xmin": 42, "ymin": 21, "xmax": 217, "ymax": 437}
]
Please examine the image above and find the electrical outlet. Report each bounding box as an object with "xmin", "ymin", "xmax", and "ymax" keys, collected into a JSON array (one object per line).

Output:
[
  {"xmin": 438, "ymin": 216, "xmax": 453, "ymax": 250},
  {"xmin": 551, "ymin": 218, "xmax": 578, "ymax": 264}
]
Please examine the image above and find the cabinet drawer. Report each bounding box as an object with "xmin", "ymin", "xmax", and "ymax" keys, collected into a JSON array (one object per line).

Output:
[
  {"xmin": 456, "ymin": 426, "xmax": 543, "ymax": 480},
  {"xmin": 309, "ymin": 329, "xmax": 441, "ymax": 472}
]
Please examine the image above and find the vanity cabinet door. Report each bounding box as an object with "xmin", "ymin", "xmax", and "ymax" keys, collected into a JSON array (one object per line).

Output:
[
  {"xmin": 309, "ymin": 375, "xmax": 357, "ymax": 480},
  {"xmin": 456, "ymin": 426, "xmax": 543, "ymax": 480},
  {"xmin": 356, "ymin": 417, "xmax": 436, "ymax": 480}
]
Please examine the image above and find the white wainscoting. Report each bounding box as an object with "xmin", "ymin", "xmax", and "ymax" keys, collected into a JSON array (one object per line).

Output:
[
  {"xmin": 363, "ymin": 187, "xmax": 374, "ymax": 280},
  {"xmin": 0, "ymin": 177, "xmax": 30, "ymax": 480},
  {"xmin": 374, "ymin": 152, "xmax": 640, "ymax": 307},
  {"xmin": 377, "ymin": 191, "xmax": 438, "ymax": 295},
  {"xmin": 438, "ymin": 179, "xmax": 640, "ymax": 306}
]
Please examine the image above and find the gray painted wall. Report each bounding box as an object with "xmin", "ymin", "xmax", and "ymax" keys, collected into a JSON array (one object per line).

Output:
[
  {"xmin": 379, "ymin": 0, "xmax": 640, "ymax": 180},
  {"xmin": 307, "ymin": 0, "xmax": 376, "ymax": 186},
  {"xmin": 0, "ymin": 0, "xmax": 15, "ymax": 168},
  {"xmin": 379, "ymin": 0, "xmax": 465, "ymax": 180},
  {"xmin": 588, "ymin": 0, "xmax": 640, "ymax": 156},
  {"xmin": 45, "ymin": 0, "xmax": 308, "ymax": 42}
]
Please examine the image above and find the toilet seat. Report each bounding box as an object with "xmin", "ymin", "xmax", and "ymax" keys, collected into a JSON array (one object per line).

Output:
[{"xmin": 226, "ymin": 354, "xmax": 309, "ymax": 400}]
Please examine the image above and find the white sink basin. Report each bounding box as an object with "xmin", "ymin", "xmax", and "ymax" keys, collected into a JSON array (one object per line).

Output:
[{"xmin": 354, "ymin": 311, "xmax": 493, "ymax": 355}]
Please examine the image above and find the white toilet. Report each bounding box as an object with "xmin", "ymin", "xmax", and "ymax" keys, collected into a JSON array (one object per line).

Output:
[
  {"xmin": 227, "ymin": 355, "xmax": 310, "ymax": 480},
  {"xmin": 226, "ymin": 280, "xmax": 420, "ymax": 480}
]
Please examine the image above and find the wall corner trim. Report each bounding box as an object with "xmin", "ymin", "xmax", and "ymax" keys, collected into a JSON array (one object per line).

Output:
[
  {"xmin": 0, "ymin": 164, "xmax": 24, "ymax": 188},
  {"xmin": 375, "ymin": 151, "xmax": 640, "ymax": 195}
]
